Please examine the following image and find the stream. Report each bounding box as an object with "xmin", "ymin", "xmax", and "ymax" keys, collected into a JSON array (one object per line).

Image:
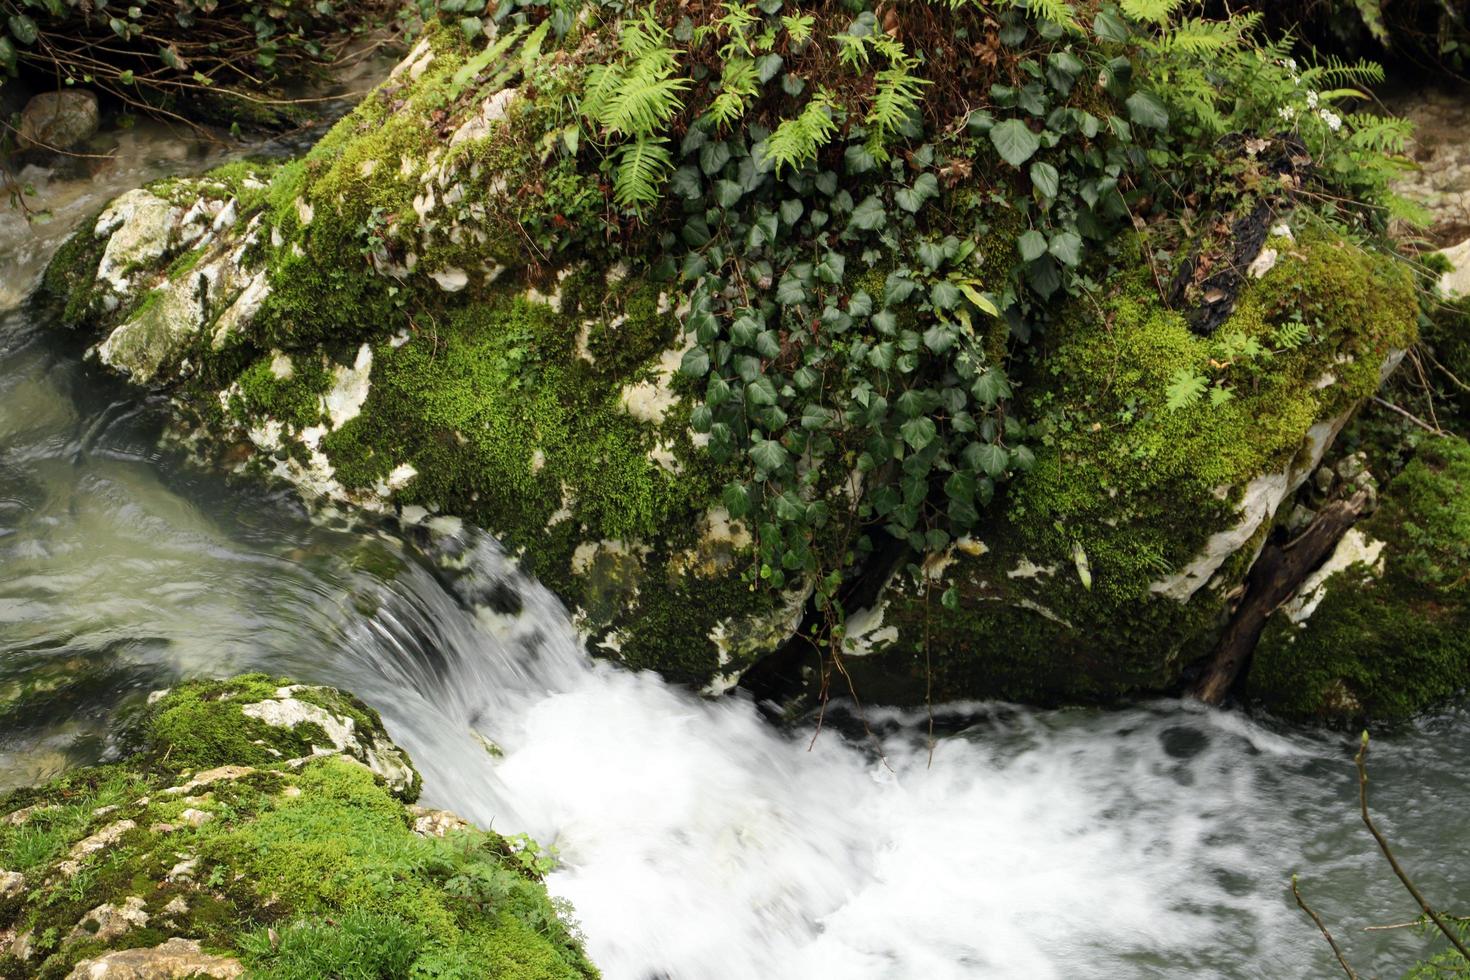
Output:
[{"xmin": 2, "ymin": 117, "xmax": 1468, "ymax": 980}]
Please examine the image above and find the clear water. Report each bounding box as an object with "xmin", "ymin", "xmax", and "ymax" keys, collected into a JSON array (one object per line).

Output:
[{"xmin": 2, "ymin": 148, "xmax": 1468, "ymax": 980}]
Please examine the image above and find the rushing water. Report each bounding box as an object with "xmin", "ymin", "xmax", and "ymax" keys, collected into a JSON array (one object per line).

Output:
[{"xmin": 3, "ymin": 146, "xmax": 1469, "ymax": 980}]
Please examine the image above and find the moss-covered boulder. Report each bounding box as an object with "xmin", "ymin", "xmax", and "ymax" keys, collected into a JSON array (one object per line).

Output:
[
  {"xmin": 1247, "ymin": 436, "xmax": 1470, "ymax": 722},
  {"xmin": 0, "ymin": 674, "xmax": 595, "ymax": 979},
  {"xmin": 38, "ymin": 8, "xmax": 1424, "ymax": 705}
]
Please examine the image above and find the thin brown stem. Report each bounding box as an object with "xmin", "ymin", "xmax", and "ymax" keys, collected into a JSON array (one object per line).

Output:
[
  {"xmin": 1356, "ymin": 734, "xmax": 1470, "ymax": 963},
  {"xmin": 1292, "ymin": 874, "xmax": 1360, "ymax": 980},
  {"xmin": 1371, "ymin": 396, "xmax": 1446, "ymax": 436}
]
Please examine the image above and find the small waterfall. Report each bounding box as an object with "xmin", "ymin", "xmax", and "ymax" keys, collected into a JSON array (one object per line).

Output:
[{"xmin": 2, "ymin": 305, "xmax": 1465, "ymax": 978}]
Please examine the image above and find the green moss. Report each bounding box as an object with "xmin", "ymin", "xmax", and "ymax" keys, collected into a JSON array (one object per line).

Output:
[
  {"xmin": 34, "ymin": 220, "xmax": 108, "ymax": 329},
  {"xmin": 0, "ymin": 676, "xmax": 594, "ymax": 980},
  {"xmin": 1249, "ymin": 435, "xmax": 1470, "ymax": 722},
  {"xmin": 847, "ymin": 230, "xmax": 1419, "ymax": 705},
  {"xmin": 141, "ymin": 674, "xmax": 316, "ymax": 770},
  {"xmin": 228, "ymin": 354, "xmax": 331, "ymax": 430}
]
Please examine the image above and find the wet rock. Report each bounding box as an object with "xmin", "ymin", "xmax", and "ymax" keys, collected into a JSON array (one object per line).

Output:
[
  {"xmin": 1442, "ymin": 236, "xmax": 1470, "ymax": 300},
  {"xmin": 66, "ymin": 938, "xmax": 244, "ymax": 979},
  {"xmin": 0, "ymin": 869, "xmax": 23, "ymax": 898},
  {"xmin": 19, "ymin": 90, "xmax": 100, "ymax": 151},
  {"xmin": 1250, "ymin": 435, "xmax": 1470, "ymax": 720}
]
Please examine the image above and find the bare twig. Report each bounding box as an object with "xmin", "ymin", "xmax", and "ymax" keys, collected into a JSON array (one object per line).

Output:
[
  {"xmin": 1371, "ymin": 396, "xmax": 1446, "ymax": 436},
  {"xmin": 1293, "ymin": 874, "xmax": 1360, "ymax": 980},
  {"xmin": 1423, "ymin": 348, "xmax": 1470, "ymax": 395},
  {"xmin": 1365, "ymin": 914, "xmax": 1470, "ymax": 933},
  {"xmin": 1356, "ymin": 733, "xmax": 1470, "ymax": 963}
]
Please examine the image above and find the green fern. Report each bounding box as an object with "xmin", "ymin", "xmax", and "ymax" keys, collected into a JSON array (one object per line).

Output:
[
  {"xmin": 867, "ymin": 57, "xmax": 930, "ymax": 159},
  {"xmin": 1120, "ymin": 0, "xmax": 1186, "ymax": 25},
  {"xmin": 1165, "ymin": 367, "xmax": 1208, "ymax": 411},
  {"xmin": 702, "ymin": 56, "xmax": 760, "ymax": 130},
  {"xmin": 781, "ymin": 13, "xmax": 815, "ymax": 46},
  {"xmin": 576, "ymin": 6, "xmax": 689, "ymax": 213},
  {"xmin": 763, "ymin": 91, "xmax": 839, "ymax": 174},
  {"xmin": 613, "ymin": 136, "xmax": 675, "ymax": 210}
]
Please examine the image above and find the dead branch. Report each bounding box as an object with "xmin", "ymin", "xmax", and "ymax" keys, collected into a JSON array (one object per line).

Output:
[
  {"xmin": 1355, "ymin": 733, "xmax": 1470, "ymax": 963},
  {"xmin": 1293, "ymin": 874, "xmax": 1360, "ymax": 980}
]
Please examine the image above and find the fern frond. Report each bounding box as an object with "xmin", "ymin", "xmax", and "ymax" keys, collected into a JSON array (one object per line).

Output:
[
  {"xmin": 867, "ymin": 63, "xmax": 930, "ymax": 156},
  {"xmin": 1121, "ymin": 0, "xmax": 1186, "ymax": 24},
  {"xmin": 613, "ymin": 136, "xmax": 674, "ymax": 210},
  {"xmin": 600, "ymin": 73, "xmax": 690, "ymax": 136},
  {"xmin": 763, "ymin": 91, "xmax": 838, "ymax": 174},
  {"xmin": 578, "ymin": 62, "xmax": 626, "ymax": 125},
  {"xmin": 702, "ymin": 56, "xmax": 760, "ymax": 130},
  {"xmin": 781, "ymin": 14, "xmax": 814, "ymax": 46}
]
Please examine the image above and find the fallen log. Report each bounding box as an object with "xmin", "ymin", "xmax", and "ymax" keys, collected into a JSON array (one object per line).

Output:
[{"xmin": 1192, "ymin": 489, "xmax": 1371, "ymax": 704}]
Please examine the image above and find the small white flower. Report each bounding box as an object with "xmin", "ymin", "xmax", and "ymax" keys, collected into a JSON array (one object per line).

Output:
[
  {"xmin": 1278, "ymin": 105, "xmax": 1297, "ymax": 122},
  {"xmin": 1306, "ymin": 90, "xmax": 1320, "ymax": 109},
  {"xmin": 1320, "ymin": 109, "xmax": 1342, "ymax": 131}
]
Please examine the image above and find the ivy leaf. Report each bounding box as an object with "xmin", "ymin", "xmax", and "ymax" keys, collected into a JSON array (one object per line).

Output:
[
  {"xmin": 844, "ymin": 143, "xmax": 878, "ymax": 174},
  {"xmin": 779, "ymin": 198, "xmax": 804, "ymax": 226},
  {"xmin": 8, "ymin": 14, "xmax": 38, "ymax": 45},
  {"xmin": 755, "ymin": 330, "xmax": 782, "ymax": 359},
  {"xmin": 680, "ymin": 346, "xmax": 710, "ymax": 378},
  {"xmin": 923, "ymin": 324, "xmax": 955, "ymax": 353},
  {"xmin": 989, "ymin": 119, "xmax": 1040, "ymax": 168},
  {"xmin": 777, "ymin": 272, "xmax": 807, "ymax": 306},
  {"xmin": 746, "ymin": 376, "xmax": 778, "ymax": 406},
  {"xmin": 884, "ymin": 272, "xmax": 917, "ymax": 305},
  {"xmin": 816, "ymin": 251, "xmax": 846, "ymax": 284},
  {"xmin": 1030, "ymin": 161, "xmax": 1060, "ymax": 201},
  {"xmin": 930, "ymin": 280, "xmax": 961, "ymax": 310},
  {"xmin": 972, "ymin": 369, "xmax": 1011, "ymax": 407},
  {"xmin": 900, "ymin": 417, "xmax": 937, "ymax": 450},
  {"xmin": 1125, "ymin": 90, "xmax": 1169, "ymax": 130},
  {"xmin": 849, "ymin": 195, "xmax": 886, "ymax": 231},
  {"xmin": 723, "ymin": 482, "xmax": 750, "ymax": 518},
  {"xmin": 690, "ymin": 404, "xmax": 714, "ymax": 432},
  {"xmin": 972, "ymin": 442, "xmax": 1009, "ymax": 478},
  {"xmin": 750, "ymin": 439, "xmax": 789, "ymax": 475},
  {"xmin": 868, "ymin": 342, "xmax": 895, "ymax": 371},
  {"xmin": 1017, "ymin": 229, "xmax": 1048, "ymax": 262},
  {"xmin": 700, "ymin": 141, "xmax": 732, "ymax": 175},
  {"xmin": 714, "ymin": 179, "xmax": 744, "ymax": 208}
]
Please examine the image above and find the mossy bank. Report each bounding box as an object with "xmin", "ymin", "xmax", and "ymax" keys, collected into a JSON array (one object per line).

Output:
[{"xmin": 0, "ymin": 675, "xmax": 595, "ymax": 979}]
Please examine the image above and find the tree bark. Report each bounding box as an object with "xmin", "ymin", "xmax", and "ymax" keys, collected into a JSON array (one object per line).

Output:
[{"xmin": 1192, "ymin": 489, "xmax": 1371, "ymax": 705}]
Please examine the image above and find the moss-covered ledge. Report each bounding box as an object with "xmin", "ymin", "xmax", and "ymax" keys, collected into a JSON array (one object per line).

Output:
[
  {"xmin": 1247, "ymin": 435, "xmax": 1470, "ymax": 722},
  {"xmin": 0, "ymin": 675, "xmax": 595, "ymax": 980}
]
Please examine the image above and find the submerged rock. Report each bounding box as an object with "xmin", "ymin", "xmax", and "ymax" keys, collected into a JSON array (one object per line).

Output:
[
  {"xmin": 0, "ymin": 675, "xmax": 595, "ymax": 979},
  {"xmin": 19, "ymin": 91, "xmax": 99, "ymax": 152}
]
